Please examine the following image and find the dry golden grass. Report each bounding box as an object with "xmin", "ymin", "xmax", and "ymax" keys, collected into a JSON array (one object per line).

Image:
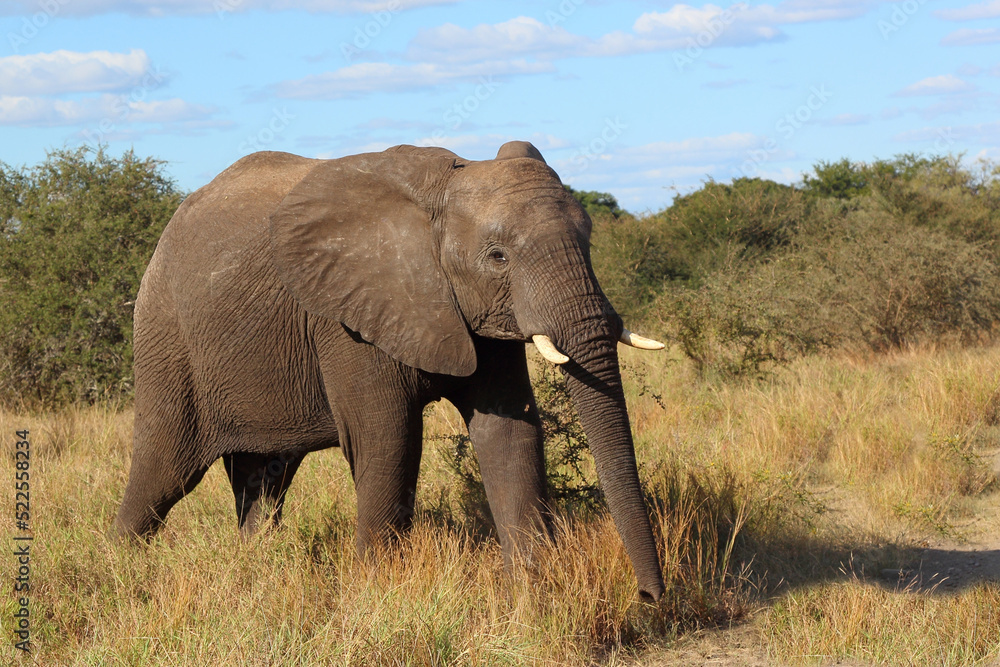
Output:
[
  {"xmin": 3, "ymin": 343, "xmax": 1000, "ymax": 664},
  {"xmin": 0, "ymin": 397, "xmax": 750, "ymax": 664},
  {"xmin": 762, "ymin": 579, "xmax": 1000, "ymax": 666}
]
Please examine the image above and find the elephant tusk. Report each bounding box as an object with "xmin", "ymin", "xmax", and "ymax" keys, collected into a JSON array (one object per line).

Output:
[
  {"xmin": 532, "ymin": 335, "xmax": 569, "ymax": 364},
  {"xmin": 619, "ymin": 328, "xmax": 665, "ymax": 350}
]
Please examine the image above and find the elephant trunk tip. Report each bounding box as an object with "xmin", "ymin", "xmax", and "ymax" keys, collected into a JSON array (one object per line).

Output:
[{"xmin": 639, "ymin": 579, "xmax": 665, "ymax": 603}]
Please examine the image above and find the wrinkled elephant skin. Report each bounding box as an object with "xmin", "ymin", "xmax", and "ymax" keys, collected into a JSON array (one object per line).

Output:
[{"xmin": 113, "ymin": 141, "xmax": 666, "ymax": 602}]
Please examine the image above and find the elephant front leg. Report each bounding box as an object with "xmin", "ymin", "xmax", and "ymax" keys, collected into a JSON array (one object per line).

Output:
[
  {"xmin": 467, "ymin": 408, "xmax": 552, "ymax": 565},
  {"xmin": 450, "ymin": 339, "xmax": 553, "ymax": 566},
  {"xmin": 339, "ymin": 409, "xmax": 424, "ymax": 558}
]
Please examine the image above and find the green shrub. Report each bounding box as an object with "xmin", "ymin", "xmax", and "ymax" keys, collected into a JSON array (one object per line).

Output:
[
  {"xmin": 653, "ymin": 251, "xmax": 832, "ymax": 379},
  {"xmin": 565, "ymin": 185, "xmax": 627, "ymax": 220},
  {"xmin": 0, "ymin": 147, "xmax": 182, "ymax": 407},
  {"xmin": 655, "ymin": 198, "xmax": 1000, "ymax": 375},
  {"xmin": 591, "ymin": 177, "xmax": 808, "ymax": 324},
  {"xmin": 788, "ymin": 202, "xmax": 1000, "ymax": 352}
]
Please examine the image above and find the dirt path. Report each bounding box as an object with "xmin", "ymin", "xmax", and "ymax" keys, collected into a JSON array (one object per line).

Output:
[{"xmin": 638, "ymin": 625, "xmax": 775, "ymax": 666}]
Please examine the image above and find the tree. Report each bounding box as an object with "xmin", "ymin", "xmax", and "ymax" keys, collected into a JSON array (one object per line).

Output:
[
  {"xmin": 802, "ymin": 158, "xmax": 869, "ymax": 199},
  {"xmin": 0, "ymin": 147, "xmax": 183, "ymax": 407},
  {"xmin": 565, "ymin": 185, "xmax": 626, "ymax": 220}
]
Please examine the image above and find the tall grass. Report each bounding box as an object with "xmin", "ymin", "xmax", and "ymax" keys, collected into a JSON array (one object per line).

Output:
[
  {"xmin": 762, "ymin": 579, "xmax": 1000, "ymax": 666},
  {"xmin": 3, "ymin": 342, "xmax": 1000, "ymax": 663},
  {"xmin": 1, "ymin": 402, "xmax": 751, "ymax": 664}
]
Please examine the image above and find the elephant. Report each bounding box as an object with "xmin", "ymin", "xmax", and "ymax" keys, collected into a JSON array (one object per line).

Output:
[{"xmin": 113, "ymin": 140, "xmax": 667, "ymax": 601}]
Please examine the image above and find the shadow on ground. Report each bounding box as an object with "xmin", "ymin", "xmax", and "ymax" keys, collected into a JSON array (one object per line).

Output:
[
  {"xmin": 745, "ymin": 536, "xmax": 1000, "ymax": 597},
  {"xmin": 878, "ymin": 546, "xmax": 1000, "ymax": 593}
]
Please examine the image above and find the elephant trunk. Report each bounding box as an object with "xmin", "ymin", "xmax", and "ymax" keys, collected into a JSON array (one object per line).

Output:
[
  {"xmin": 515, "ymin": 239, "xmax": 664, "ymax": 601},
  {"xmin": 560, "ymin": 328, "xmax": 665, "ymax": 602}
]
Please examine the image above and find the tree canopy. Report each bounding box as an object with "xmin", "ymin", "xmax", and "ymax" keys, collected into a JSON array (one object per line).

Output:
[{"xmin": 0, "ymin": 147, "xmax": 182, "ymax": 406}]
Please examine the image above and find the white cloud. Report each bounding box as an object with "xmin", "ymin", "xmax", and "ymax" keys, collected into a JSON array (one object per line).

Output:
[
  {"xmin": 0, "ymin": 49, "xmax": 154, "ymax": 96},
  {"xmin": 410, "ymin": 8, "xmax": 788, "ymax": 63},
  {"xmin": 621, "ymin": 132, "xmax": 763, "ymax": 165},
  {"xmin": 956, "ymin": 63, "xmax": 983, "ymax": 76},
  {"xmin": 0, "ymin": 0, "xmax": 457, "ymax": 17},
  {"xmin": 408, "ymin": 3, "xmax": 882, "ymax": 65},
  {"xmin": 935, "ymin": 0, "xmax": 1000, "ymax": 21},
  {"xmin": 630, "ymin": 4, "xmax": 782, "ymax": 49},
  {"xmin": 892, "ymin": 121, "xmax": 1000, "ymax": 148},
  {"xmin": 270, "ymin": 60, "xmax": 552, "ymax": 99},
  {"xmin": 767, "ymin": 0, "xmax": 882, "ymax": 22},
  {"xmin": 0, "ymin": 94, "xmax": 213, "ymax": 127},
  {"xmin": 823, "ymin": 113, "xmax": 871, "ymax": 126},
  {"xmin": 894, "ymin": 74, "xmax": 975, "ymax": 96},
  {"xmin": 408, "ymin": 17, "xmax": 589, "ymax": 63},
  {"xmin": 552, "ymin": 132, "xmax": 768, "ymax": 198},
  {"xmin": 941, "ymin": 28, "xmax": 1000, "ymax": 46}
]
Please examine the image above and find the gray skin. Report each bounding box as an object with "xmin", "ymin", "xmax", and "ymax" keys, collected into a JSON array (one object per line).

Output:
[{"xmin": 113, "ymin": 141, "xmax": 666, "ymax": 602}]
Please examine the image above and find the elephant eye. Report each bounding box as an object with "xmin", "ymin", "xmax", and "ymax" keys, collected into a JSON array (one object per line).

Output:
[{"xmin": 488, "ymin": 248, "xmax": 508, "ymax": 265}]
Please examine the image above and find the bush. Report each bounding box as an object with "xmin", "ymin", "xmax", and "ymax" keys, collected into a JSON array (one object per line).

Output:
[
  {"xmin": 566, "ymin": 185, "xmax": 627, "ymax": 221},
  {"xmin": 789, "ymin": 202, "xmax": 1000, "ymax": 352},
  {"xmin": 655, "ymin": 198, "xmax": 1000, "ymax": 375},
  {"xmin": 653, "ymin": 251, "xmax": 832, "ymax": 379},
  {"xmin": 0, "ymin": 147, "xmax": 182, "ymax": 407},
  {"xmin": 631, "ymin": 157, "xmax": 1000, "ymax": 375},
  {"xmin": 591, "ymin": 177, "xmax": 809, "ymax": 324}
]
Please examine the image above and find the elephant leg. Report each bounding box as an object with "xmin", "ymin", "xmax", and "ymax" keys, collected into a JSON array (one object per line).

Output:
[
  {"xmin": 343, "ymin": 411, "xmax": 424, "ymax": 557},
  {"xmin": 114, "ymin": 341, "xmax": 207, "ymax": 539},
  {"xmin": 114, "ymin": 445, "xmax": 209, "ymax": 539},
  {"xmin": 448, "ymin": 339, "xmax": 552, "ymax": 565},
  {"xmin": 223, "ymin": 452, "xmax": 303, "ymax": 535},
  {"xmin": 314, "ymin": 324, "xmax": 427, "ymax": 557}
]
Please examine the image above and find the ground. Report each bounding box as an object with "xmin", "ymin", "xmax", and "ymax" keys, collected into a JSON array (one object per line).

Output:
[{"xmin": 646, "ymin": 467, "xmax": 1000, "ymax": 665}]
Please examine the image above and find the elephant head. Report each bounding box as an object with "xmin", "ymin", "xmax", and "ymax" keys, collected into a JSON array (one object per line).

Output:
[{"xmin": 269, "ymin": 141, "xmax": 666, "ymax": 601}]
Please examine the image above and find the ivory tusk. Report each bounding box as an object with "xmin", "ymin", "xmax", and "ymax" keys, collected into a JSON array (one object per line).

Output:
[
  {"xmin": 619, "ymin": 328, "xmax": 665, "ymax": 350},
  {"xmin": 532, "ymin": 335, "xmax": 569, "ymax": 364}
]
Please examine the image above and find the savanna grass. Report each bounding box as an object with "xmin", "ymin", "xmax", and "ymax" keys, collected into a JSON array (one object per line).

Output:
[
  {"xmin": 4, "ymin": 342, "xmax": 1000, "ymax": 664},
  {"xmin": 1, "ymin": 398, "xmax": 752, "ymax": 664}
]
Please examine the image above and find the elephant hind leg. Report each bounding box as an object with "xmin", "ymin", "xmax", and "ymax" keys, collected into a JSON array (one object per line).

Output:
[
  {"xmin": 223, "ymin": 452, "xmax": 303, "ymax": 535},
  {"xmin": 113, "ymin": 451, "xmax": 209, "ymax": 540},
  {"xmin": 114, "ymin": 318, "xmax": 206, "ymax": 540}
]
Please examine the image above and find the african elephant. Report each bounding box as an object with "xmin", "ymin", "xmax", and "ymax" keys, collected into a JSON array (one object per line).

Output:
[{"xmin": 113, "ymin": 141, "xmax": 666, "ymax": 601}]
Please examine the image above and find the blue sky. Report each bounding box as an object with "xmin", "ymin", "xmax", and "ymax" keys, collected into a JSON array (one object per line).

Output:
[{"xmin": 1, "ymin": 0, "xmax": 998, "ymax": 213}]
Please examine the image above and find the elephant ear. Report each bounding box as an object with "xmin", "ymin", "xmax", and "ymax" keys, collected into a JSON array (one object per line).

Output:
[
  {"xmin": 495, "ymin": 141, "xmax": 546, "ymax": 163},
  {"xmin": 269, "ymin": 151, "xmax": 476, "ymax": 376}
]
